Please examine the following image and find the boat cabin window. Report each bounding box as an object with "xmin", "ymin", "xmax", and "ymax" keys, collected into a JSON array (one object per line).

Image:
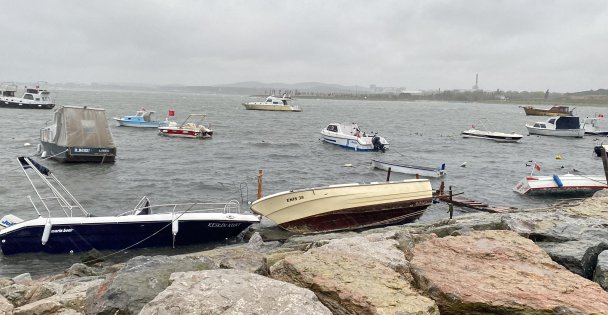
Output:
[
  {"xmin": 2, "ymin": 91, "xmax": 15, "ymax": 97},
  {"xmin": 273, "ymin": 101, "xmax": 279, "ymax": 104},
  {"xmin": 282, "ymin": 100, "xmax": 287, "ymax": 105},
  {"xmin": 23, "ymin": 94, "xmax": 34, "ymax": 100},
  {"xmin": 266, "ymin": 98, "xmax": 272, "ymax": 102},
  {"xmin": 327, "ymin": 125, "xmax": 338, "ymax": 132},
  {"xmin": 35, "ymin": 98, "xmax": 40, "ymax": 101},
  {"xmin": 548, "ymin": 118, "xmax": 556, "ymax": 125}
]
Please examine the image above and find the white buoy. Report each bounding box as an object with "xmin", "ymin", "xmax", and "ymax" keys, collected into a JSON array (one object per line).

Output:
[
  {"xmin": 460, "ymin": 162, "xmax": 467, "ymax": 167},
  {"xmin": 41, "ymin": 151, "xmax": 48, "ymax": 158},
  {"xmin": 41, "ymin": 221, "xmax": 52, "ymax": 245},
  {"xmin": 343, "ymin": 163, "xmax": 353, "ymax": 167},
  {"xmin": 23, "ymin": 142, "xmax": 31, "ymax": 147}
]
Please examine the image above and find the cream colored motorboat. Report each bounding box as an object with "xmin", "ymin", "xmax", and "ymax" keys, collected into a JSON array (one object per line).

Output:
[
  {"xmin": 242, "ymin": 95, "xmax": 302, "ymax": 112},
  {"xmin": 249, "ymin": 179, "xmax": 432, "ymax": 234}
]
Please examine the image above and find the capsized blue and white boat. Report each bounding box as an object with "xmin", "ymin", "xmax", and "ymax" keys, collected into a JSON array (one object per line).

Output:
[
  {"xmin": 320, "ymin": 122, "xmax": 389, "ymax": 152},
  {"xmin": 0, "ymin": 157, "xmax": 260, "ymax": 255},
  {"xmin": 114, "ymin": 109, "xmax": 167, "ymax": 128},
  {"xmin": 371, "ymin": 159, "xmax": 446, "ymax": 178}
]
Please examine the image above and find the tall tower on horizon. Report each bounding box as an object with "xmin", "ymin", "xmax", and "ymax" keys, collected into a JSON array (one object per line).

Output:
[{"xmin": 472, "ymin": 73, "xmax": 479, "ymax": 90}]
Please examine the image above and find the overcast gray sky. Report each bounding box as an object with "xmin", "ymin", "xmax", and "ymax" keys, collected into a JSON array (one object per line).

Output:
[{"xmin": 2, "ymin": 0, "xmax": 607, "ymax": 92}]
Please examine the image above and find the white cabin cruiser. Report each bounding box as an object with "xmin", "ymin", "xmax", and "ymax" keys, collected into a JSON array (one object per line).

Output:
[
  {"xmin": 242, "ymin": 95, "xmax": 302, "ymax": 112},
  {"xmin": 321, "ymin": 123, "xmax": 389, "ymax": 152},
  {"xmin": 0, "ymin": 82, "xmax": 55, "ymax": 109},
  {"xmin": 526, "ymin": 116, "xmax": 584, "ymax": 138}
]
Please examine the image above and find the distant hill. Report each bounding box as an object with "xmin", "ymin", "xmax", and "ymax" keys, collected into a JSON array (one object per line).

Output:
[{"xmin": 565, "ymin": 89, "xmax": 608, "ymax": 96}]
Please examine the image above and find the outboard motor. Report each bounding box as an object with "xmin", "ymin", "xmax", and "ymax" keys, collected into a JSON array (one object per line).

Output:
[
  {"xmin": 594, "ymin": 145, "xmax": 603, "ymax": 157},
  {"xmin": 372, "ymin": 136, "xmax": 385, "ymax": 152}
]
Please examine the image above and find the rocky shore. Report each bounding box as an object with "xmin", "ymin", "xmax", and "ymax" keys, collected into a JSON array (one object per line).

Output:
[{"xmin": 2, "ymin": 191, "xmax": 608, "ymax": 314}]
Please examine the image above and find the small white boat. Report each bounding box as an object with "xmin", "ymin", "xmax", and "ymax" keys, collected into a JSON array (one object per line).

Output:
[
  {"xmin": 250, "ymin": 179, "xmax": 432, "ymax": 234},
  {"xmin": 158, "ymin": 114, "xmax": 213, "ymax": 139},
  {"xmin": 321, "ymin": 122, "xmax": 389, "ymax": 152},
  {"xmin": 461, "ymin": 129, "xmax": 523, "ymax": 143},
  {"xmin": 513, "ymin": 174, "xmax": 608, "ymax": 196},
  {"xmin": 526, "ymin": 116, "xmax": 584, "ymax": 138},
  {"xmin": 371, "ymin": 159, "xmax": 446, "ymax": 178},
  {"xmin": 242, "ymin": 95, "xmax": 302, "ymax": 112},
  {"xmin": 581, "ymin": 116, "xmax": 608, "ymax": 135},
  {"xmin": 114, "ymin": 109, "xmax": 167, "ymax": 128}
]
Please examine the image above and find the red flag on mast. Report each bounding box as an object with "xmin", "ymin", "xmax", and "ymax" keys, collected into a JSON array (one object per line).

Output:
[
  {"xmin": 169, "ymin": 110, "xmax": 175, "ymax": 117},
  {"xmin": 534, "ymin": 163, "xmax": 541, "ymax": 172}
]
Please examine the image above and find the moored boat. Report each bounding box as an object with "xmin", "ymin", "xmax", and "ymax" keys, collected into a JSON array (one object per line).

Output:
[
  {"xmin": 0, "ymin": 157, "xmax": 260, "ymax": 255},
  {"xmin": 526, "ymin": 116, "xmax": 584, "ymax": 138},
  {"xmin": 371, "ymin": 159, "xmax": 446, "ymax": 178},
  {"xmin": 158, "ymin": 114, "xmax": 213, "ymax": 139},
  {"xmin": 520, "ymin": 105, "xmax": 574, "ymax": 117},
  {"xmin": 40, "ymin": 106, "xmax": 117, "ymax": 163},
  {"xmin": 0, "ymin": 82, "xmax": 55, "ymax": 109},
  {"xmin": 513, "ymin": 173, "xmax": 607, "ymax": 196},
  {"xmin": 249, "ymin": 179, "xmax": 432, "ymax": 234},
  {"xmin": 242, "ymin": 95, "xmax": 302, "ymax": 112},
  {"xmin": 461, "ymin": 129, "xmax": 523, "ymax": 143},
  {"xmin": 321, "ymin": 122, "xmax": 389, "ymax": 152},
  {"xmin": 114, "ymin": 109, "xmax": 167, "ymax": 128},
  {"xmin": 581, "ymin": 116, "xmax": 608, "ymax": 135}
]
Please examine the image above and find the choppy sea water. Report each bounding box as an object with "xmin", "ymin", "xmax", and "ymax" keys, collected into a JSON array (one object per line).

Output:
[{"xmin": 1, "ymin": 88, "xmax": 606, "ymax": 276}]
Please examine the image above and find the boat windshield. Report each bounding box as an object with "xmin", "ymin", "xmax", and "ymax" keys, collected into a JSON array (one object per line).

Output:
[{"xmin": 556, "ymin": 117, "xmax": 580, "ymax": 129}]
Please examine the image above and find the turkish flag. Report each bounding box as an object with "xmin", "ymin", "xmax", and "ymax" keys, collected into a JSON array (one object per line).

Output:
[
  {"xmin": 534, "ymin": 163, "xmax": 541, "ymax": 172},
  {"xmin": 169, "ymin": 110, "xmax": 175, "ymax": 117}
]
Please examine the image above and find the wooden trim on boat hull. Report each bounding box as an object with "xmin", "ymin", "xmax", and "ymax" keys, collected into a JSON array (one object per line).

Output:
[{"xmin": 278, "ymin": 198, "xmax": 432, "ymax": 234}]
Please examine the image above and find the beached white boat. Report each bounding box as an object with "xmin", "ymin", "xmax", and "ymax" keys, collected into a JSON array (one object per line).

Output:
[
  {"xmin": 371, "ymin": 159, "xmax": 446, "ymax": 178},
  {"xmin": 249, "ymin": 179, "xmax": 432, "ymax": 234},
  {"xmin": 461, "ymin": 129, "xmax": 523, "ymax": 143},
  {"xmin": 513, "ymin": 174, "xmax": 607, "ymax": 196},
  {"xmin": 321, "ymin": 122, "xmax": 389, "ymax": 152},
  {"xmin": 526, "ymin": 116, "xmax": 584, "ymax": 138},
  {"xmin": 242, "ymin": 95, "xmax": 302, "ymax": 112}
]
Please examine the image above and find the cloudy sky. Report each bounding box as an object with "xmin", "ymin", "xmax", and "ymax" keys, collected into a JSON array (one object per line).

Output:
[{"xmin": 2, "ymin": 0, "xmax": 607, "ymax": 92}]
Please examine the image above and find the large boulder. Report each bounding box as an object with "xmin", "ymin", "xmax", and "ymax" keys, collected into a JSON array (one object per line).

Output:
[
  {"xmin": 139, "ymin": 269, "xmax": 331, "ymax": 315},
  {"xmin": 594, "ymin": 251, "xmax": 608, "ymax": 290},
  {"xmin": 270, "ymin": 232, "xmax": 439, "ymax": 314},
  {"xmin": 0, "ymin": 294, "xmax": 13, "ymax": 315},
  {"xmin": 565, "ymin": 189, "xmax": 608, "ymax": 220},
  {"xmin": 12, "ymin": 291, "xmax": 85, "ymax": 315},
  {"xmin": 503, "ymin": 211, "xmax": 608, "ymax": 278},
  {"xmin": 410, "ymin": 230, "xmax": 608, "ymax": 314},
  {"xmin": 85, "ymin": 255, "xmax": 213, "ymax": 315}
]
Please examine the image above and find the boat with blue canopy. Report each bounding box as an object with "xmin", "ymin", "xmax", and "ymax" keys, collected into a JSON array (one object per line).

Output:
[{"xmin": 114, "ymin": 109, "xmax": 167, "ymax": 128}]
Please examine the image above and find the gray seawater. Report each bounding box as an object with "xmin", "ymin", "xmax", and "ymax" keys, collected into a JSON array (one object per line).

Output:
[{"xmin": 1, "ymin": 88, "xmax": 606, "ymax": 276}]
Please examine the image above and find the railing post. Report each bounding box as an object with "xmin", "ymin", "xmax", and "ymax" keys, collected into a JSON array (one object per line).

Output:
[
  {"xmin": 602, "ymin": 146, "xmax": 608, "ymax": 185},
  {"xmin": 386, "ymin": 167, "xmax": 391, "ymax": 182},
  {"xmin": 257, "ymin": 169, "xmax": 264, "ymax": 200},
  {"xmin": 448, "ymin": 185, "xmax": 454, "ymax": 219}
]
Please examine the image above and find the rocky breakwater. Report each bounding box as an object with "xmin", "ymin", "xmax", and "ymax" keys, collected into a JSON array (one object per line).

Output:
[{"xmin": 2, "ymin": 190, "xmax": 608, "ymax": 314}]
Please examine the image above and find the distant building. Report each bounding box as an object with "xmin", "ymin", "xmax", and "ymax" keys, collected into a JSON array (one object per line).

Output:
[{"xmin": 472, "ymin": 73, "xmax": 480, "ymax": 90}]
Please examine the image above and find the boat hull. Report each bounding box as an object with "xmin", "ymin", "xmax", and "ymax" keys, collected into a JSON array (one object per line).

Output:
[
  {"xmin": 242, "ymin": 103, "xmax": 302, "ymax": 112},
  {"xmin": 513, "ymin": 174, "xmax": 607, "ymax": 196},
  {"xmin": 522, "ymin": 107, "xmax": 573, "ymax": 116},
  {"xmin": 0, "ymin": 214, "xmax": 258, "ymax": 255},
  {"xmin": 525, "ymin": 126, "xmax": 584, "ymax": 138},
  {"xmin": 40, "ymin": 141, "xmax": 116, "ymax": 163},
  {"xmin": 461, "ymin": 130, "xmax": 522, "ymax": 143},
  {"xmin": 158, "ymin": 128, "xmax": 213, "ymax": 138},
  {"xmin": 250, "ymin": 179, "xmax": 432, "ymax": 234},
  {"xmin": 371, "ymin": 159, "xmax": 445, "ymax": 178},
  {"xmin": 115, "ymin": 120, "xmax": 162, "ymax": 128},
  {"xmin": 0, "ymin": 100, "xmax": 54, "ymax": 109}
]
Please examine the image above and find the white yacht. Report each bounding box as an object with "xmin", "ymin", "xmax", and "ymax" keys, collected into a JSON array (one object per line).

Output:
[
  {"xmin": 526, "ymin": 116, "xmax": 584, "ymax": 138},
  {"xmin": 1, "ymin": 82, "xmax": 55, "ymax": 109},
  {"xmin": 320, "ymin": 122, "xmax": 389, "ymax": 152},
  {"xmin": 242, "ymin": 95, "xmax": 302, "ymax": 112}
]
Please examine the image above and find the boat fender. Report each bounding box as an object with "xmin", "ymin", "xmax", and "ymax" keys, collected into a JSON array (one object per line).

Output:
[
  {"xmin": 172, "ymin": 218, "xmax": 179, "ymax": 236},
  {"xmin": 42, "ymin": 220, "xmax": 52, "ymax": 245},
  {"xmin": 41, "ymin": 151, "xmax": 47, "ymax": 158},
  {"xmin": 553, "ymin": 175, "xmax": 564, "ymax": 188}
]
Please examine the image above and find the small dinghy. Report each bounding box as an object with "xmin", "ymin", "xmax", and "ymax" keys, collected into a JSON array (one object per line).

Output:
[
  {"xmin": 371, "ymin": 159, "xmax": 446, "ymax": 178},
  {"xmin": 0, "ymin": 157, "xmax": 259, "ymax": 255}
]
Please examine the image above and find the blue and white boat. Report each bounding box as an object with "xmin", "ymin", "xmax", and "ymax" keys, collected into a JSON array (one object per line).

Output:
[
  {"xmin": 321, "ymin": 122, "xmax": 389, "ymax": 152},
  {"xmin": 0, "ymin": 157, "xmax": 260, "ymax": 255},
  {"xmin": 114, "ymin": 109, "xmax": 166, "ymax": 128}
]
